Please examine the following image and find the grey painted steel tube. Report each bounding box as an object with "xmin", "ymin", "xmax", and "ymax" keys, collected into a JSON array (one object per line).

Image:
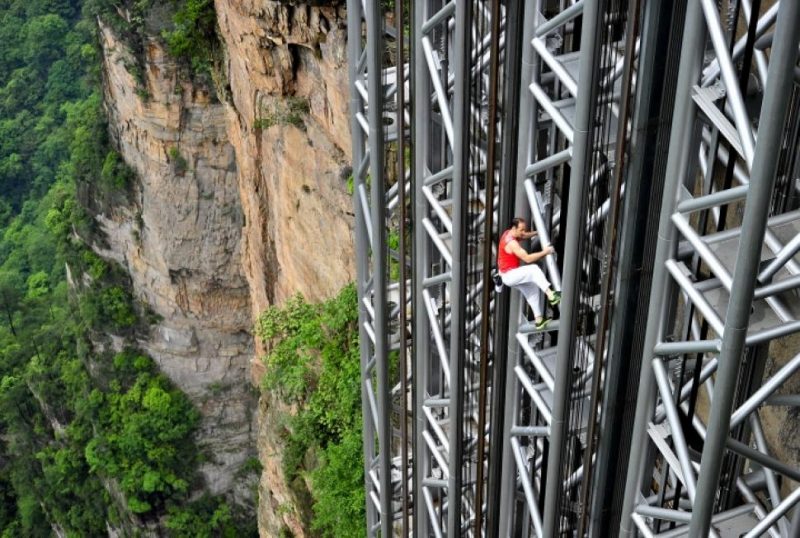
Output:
[
  {"xmin": 412, "ymin": 1, "xmax": 432, "ymax": 533},
  {"xmin": 635, "ymin": 505, "xmax": 693, "ymax": 523},
  {"xmin": 652, "ymin": 359, "xmax": 697, "ymax": 501},
  {"xmin": 749, "ymin": 415, "xmax": 790, "ymax": 536},
  {"xmin": 363, "ymin": 1, "xmax": 392, "ymax": 534},
  {"xmin": 746, "ymin": 248, "xmax": 799, "ymax": 288},
  {"xmin": 701, "ymin": 2, "xmax": 779, "ymax": 86},
  {"xmin": 420, "ymin": 1, "xmax": 454, "ymax": 35},
  {"xmin": 688, "ymin": 2, "xmax": 800, "ymax": 534},
  {"xmin": 725, "ymin": 437, "xmax": 800, "ymax": 484},
  {"xmin": 767, "ymin": 394, "xmax": 800, "ymax": 406},
  {"xmin": 743, "ymin": 485, "xmax": 800, "ymax": 538},
  {"xmin": 654, "ymin": 340, "xmax": 721, "ymax": 355},
  {"xmin": 535, "ymin": 0, "xmax": 584, "ymax": 38},
  {"xmin": 524, "ymin": 180, "xmax": 562, "ymax": 290},
  {"xmin": 790, "ymin": 503, "xmax": 800, "ymax": 538},
  {"xmin": 346, "ymin": 1, "xmax": 379, "ymax": 533},
  {"xmin": 541, "ymin": 0, "xmax": 601, "ymax": 534},
  {"xmin": 698, "ymin": 0, "xmax": 756, "ymax": 166},
  {"xmin": 510, "ymin": 437, "xmax": 544, "ymax": 535},
  {"xmin": 618, "ymin": 1, "xmax": 708, "ymax": 534},
  {"xmin": 525, "ymin": 148, "xmax": 572, "ymax": 177},
  {"xmin": 446, "ymin": 0, "xmax": 471, "ymax": 532},
  {"xmin": 758, "ymin": 232, "xmax": 800, "ymax": 283},
  {"xmin": 675, "ymin": 184, "xmax": 749, "ymax": 213}
]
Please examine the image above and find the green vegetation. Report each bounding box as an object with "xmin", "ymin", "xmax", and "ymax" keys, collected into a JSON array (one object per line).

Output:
[
  {"xmin": 85, "ymin": 0, "xmax": 223, "ymax": 88},
  {"xmin": 254, "ymin": 96, "xmax": 311, "ymax": 131},
  {"xmin": 84, "ymin": 352, "xmax": 199, "ymax": 514},
  {"xmin": 0, "ymin": 0, "xmax": 254, "ymax": 535},
  {"xmin": 163, "ymin": 0, "xmax": 220, "ymax": 76},
  {"xmin": 168, "ymin": 146, "xmax": 189, "ymax": 174},
  {"xmin": 257, "ymin": 284, "xmax": 366, "ymax": 538}
]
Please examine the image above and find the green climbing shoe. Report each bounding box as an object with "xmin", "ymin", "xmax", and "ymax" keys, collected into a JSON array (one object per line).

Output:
[{"xmin": 548, "ymin": 290, "xmax": 562, "ymax": 307}]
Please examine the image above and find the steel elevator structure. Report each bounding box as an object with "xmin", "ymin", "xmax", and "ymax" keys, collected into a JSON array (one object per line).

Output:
[{"xmin": 346, "ymin": 0, "xmax": 800, "ymax": 535}]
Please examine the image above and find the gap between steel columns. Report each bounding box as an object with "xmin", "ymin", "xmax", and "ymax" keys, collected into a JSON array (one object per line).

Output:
[
  {"xmin": 494, "ymin": 1, "xmax": 535, "ymax": 535},
  {"xmin": 618, "ymin": 0, "xmax": 707, "ymax": 533}
]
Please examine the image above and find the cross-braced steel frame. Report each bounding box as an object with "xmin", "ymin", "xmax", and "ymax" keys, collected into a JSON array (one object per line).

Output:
[
  {"xmin": 347, "ymin": 0, "xmax": 800, "ymax": 536},
  {"xmin": 412, "ymin": 1, "xmax": 505, "ymax": 534},
  {"xmin": 347, "ymin": 1, "xmax": 408, "ymax": 535},
  {"xmin": 621, "ymin": 1, "xmax": 800, "ymax": 536}
]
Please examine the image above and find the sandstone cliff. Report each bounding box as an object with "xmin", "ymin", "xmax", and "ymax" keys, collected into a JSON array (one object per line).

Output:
[
  {"xmin": 90, "ymin": 1, "xmax": 355, "ymax": 534},
  {"xmin": 215, "ymin": 1, "xmax": 354, "ymax": 317},
  {"xmin": 214, "ymin": 2, "xmax": 355, "ymax": 534},
  {"xmin": 94, "ymin": 23, "xmax": 259, "ymax": 505}
]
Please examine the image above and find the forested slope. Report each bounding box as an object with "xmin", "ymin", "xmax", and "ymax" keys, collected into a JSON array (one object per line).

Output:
[{"xmin": 0, "ymin": 0, "xmax": 253, "ymax": 534}]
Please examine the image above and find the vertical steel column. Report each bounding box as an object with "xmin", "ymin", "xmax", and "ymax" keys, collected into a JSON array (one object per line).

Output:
[
  {"xmin": 618, "ymin": 1, "xmax": 707, "ymax": 533},
  {"xmin": 688, "ymin": 2, "xmax": 800, "ymax": 535},
  {"xmin": 412, "ymin": 0, "xmax": 431, "ymax": 534},
  {"xmin": 540, "ymin": 0, "xmax": 602, "ymax": 534},
  {"xmin": 347, "ymin": 1, "xmax": 396, "ymax": 534},
  {"xmin": 366, "ymin": 2, "xmax": 392, "ymax": 536},
  {"xmin": 446, "ymin": 0, "xmax": 471, "ymax": 531},
  {"xmin": 346, "ymin": 1, "xmax": 379, "ymax": 533},
  {"xmin": 365, "ymin": 0, "xmax": 392, "ymax": 534}
]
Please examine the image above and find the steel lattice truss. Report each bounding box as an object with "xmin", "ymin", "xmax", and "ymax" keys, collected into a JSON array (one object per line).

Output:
[
  {"xmin": 495, "ymin": 2, "xmax": 630, "ymax": 535},
  {"xmin": 346, "ymin": 1, "xmax": 406, "ymax": 534},
  {"xmin": 346, "ymin": 0, "xmax": 800, "ymax": 536},
  {"xmin": 412, "ymin": 1, "xmax": 502, "ymax": 534},
  {"xmin": 621, "ymin": 1, "xmax": 800, "ymax": 537}
]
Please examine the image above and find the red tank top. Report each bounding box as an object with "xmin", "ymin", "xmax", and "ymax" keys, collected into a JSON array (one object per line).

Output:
[{"xmin": 497, "ymin": 230, "xmax": 520, "ymax": 273}]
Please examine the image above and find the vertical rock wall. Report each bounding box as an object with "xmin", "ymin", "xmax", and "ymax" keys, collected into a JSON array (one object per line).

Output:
[
  {"xmin": 213, "ymin": 3, "xmax": 354, "ymax": 534},
  {"xmin": 95, "ymin": 24, "xmax": 257, "ymax": 505},
  {"xmin": 215, "ymin": 1, "xmax": 354, "ymax": 321},
  {"xmin": 92, "ymin": 1, "xmax": 356, "ymax": 533}
]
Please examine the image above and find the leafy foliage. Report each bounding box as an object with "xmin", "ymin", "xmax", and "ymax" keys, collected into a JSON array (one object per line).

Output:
[
  {"xmin": 84, "ymin": 352, "xmax": 199, "ymax": 514},
  {"xmin": 165, "ymin": 494, "xmax": 257, "ymax": 537},
  {"xmin": 257, "ymin": 284, "xmax": 366, "ymax": 538},
  {"xmin": 254, "ymin": 97, "xmax": 311, "ymax": 131},
  {"xmin": 85, "ymin": 0, "xmax": 222, "ymax": 82},
  {"xmin": 162, "ymin": 0, "xmax": 219, "ymax": 75},
  {"xmin": 0, "ymin": 0, "xmax": 252, "ymax": 535},
  {"xmin": 0, "ymin": 1, "xmax": 96, "ymax": 211}
]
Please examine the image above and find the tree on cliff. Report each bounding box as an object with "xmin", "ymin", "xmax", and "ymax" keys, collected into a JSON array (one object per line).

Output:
[{"xmin": 0, "ymin": 0, "xmax": 256, "ymax": 534}]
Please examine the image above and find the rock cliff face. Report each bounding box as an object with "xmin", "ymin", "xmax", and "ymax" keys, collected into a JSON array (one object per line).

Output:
[
  {"xmin": 92, "ymin": 0, "xmax": 355, "ymax": 533},
  {"xmin": 95, "ymin": 23, "xmax": 258, "ymax": 505},
  {"xmin": 214, "ymin": 2, "xmax": 354, "ymax": 534},
  {"xmin": 762, "ymin": 333, "xmax": 800, "ymax": 495},
  {"xmin": 215, "ymin": 1, "xmax": 354, "ymax": 318}
]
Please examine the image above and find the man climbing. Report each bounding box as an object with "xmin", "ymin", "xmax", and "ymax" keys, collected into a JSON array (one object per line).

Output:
[{"xmin": 494, "ymin": 217, "xmax": 561, "ymax": 329}]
